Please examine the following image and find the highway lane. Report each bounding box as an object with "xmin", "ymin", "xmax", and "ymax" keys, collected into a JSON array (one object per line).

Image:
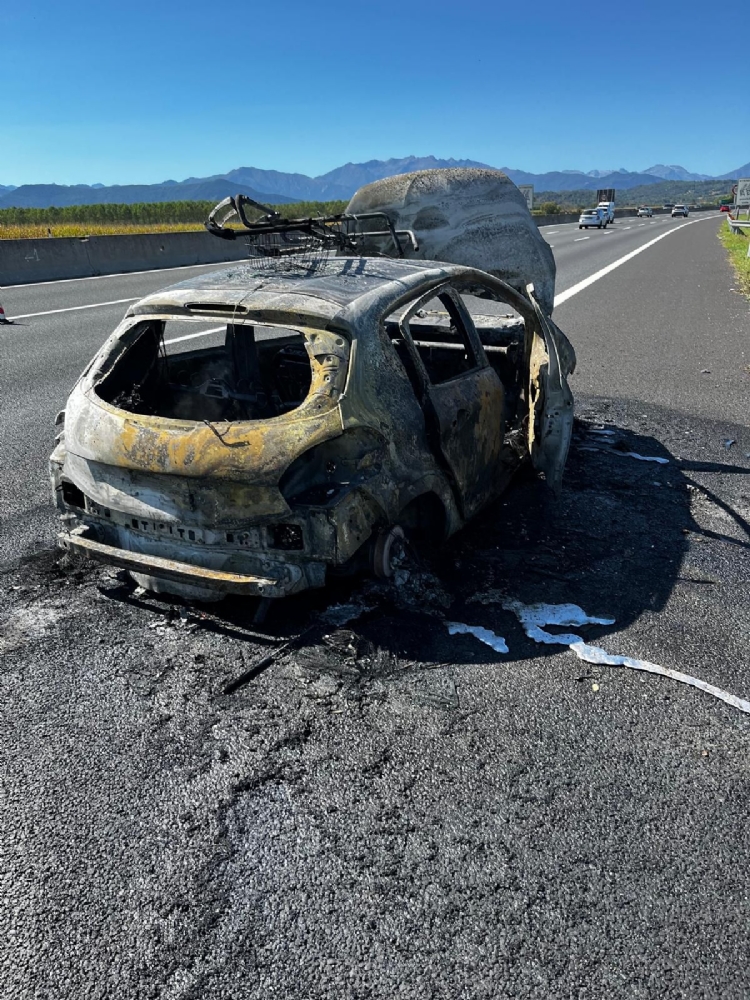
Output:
[
  {"xmin": 2, "ymin": 212, "xmax": 749, "ymax": 999},
  {"xmin": 0, "ymin": 213, "xmax": 725, "ymax": 568},
  {"xmin": 0, "ymin": 213, "xmax": 718, "ymax": 319},
  {"xmin": 1, "ymin": 259, "xmax": 237, "ymax": 316},
  {"xmin": 541, "ymin": 213, "xmax": 719, "ymax": 298}
]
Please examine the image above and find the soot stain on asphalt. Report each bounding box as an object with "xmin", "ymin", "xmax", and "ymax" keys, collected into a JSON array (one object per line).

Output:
[
  {"xmin": 4, "ymin": 403, "xmax": 750, "ymax": 997},
  {"xmin": 3, "ymin": 407, "xmax": 722, "ymax": 696}
]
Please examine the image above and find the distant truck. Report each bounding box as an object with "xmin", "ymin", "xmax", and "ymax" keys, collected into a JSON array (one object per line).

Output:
[{"xmin": 596, "ymin": 188, "xmax": 616, "ymax": 224}]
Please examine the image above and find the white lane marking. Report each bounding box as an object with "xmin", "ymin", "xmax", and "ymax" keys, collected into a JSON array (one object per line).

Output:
[
  {"xmin": 638, "ymin": 223, "xmax": 646, "ymax": 226},
  {"xmin": 650, "ymin": 221, "xmax": 657, "ymax": 224},
  {"xmin": 164, "ymin": 325, "xmax": 225, "ymax": 345},
  {"xmin": 545, "ymin": 230, "xmax": 560, "ymax": 235},
  {"xmin": 573, "ymin": 236, "xmax": 590, "ymax": 242},
  {"xmin": 623, "ymin": 226, "xmax": 632, "ymax": 230},
  {"xmin": 1, "ymin": 258, "xmax": 239, "ymax": 290},
  {"xmin": 549, "ymin": 245, "xmax": 555, "ymax": 248},
  {"xmin": 554, "ymin": 215, "xmax": 715, "ymax": 308},
  {"xmin": 9, "ymin": 297, "xmax": 138, "ymax": 320}
]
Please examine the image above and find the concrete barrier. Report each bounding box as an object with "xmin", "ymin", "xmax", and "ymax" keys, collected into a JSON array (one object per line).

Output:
[
  {"xmin": 0, "ymin": 206, "xmax": 723, "ymax": 286},
  {"xmin": 0, "ymin": 235, "xmax": 95, "ymax": 283},
  {"xmin": 0, "ymin": 230, "xmax": 251, "ymax": 286}
]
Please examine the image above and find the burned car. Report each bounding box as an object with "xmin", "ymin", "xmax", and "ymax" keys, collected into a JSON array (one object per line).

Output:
[{"xmin": 51, "ymin": 172, "xmax": 575, "ymax": 602}]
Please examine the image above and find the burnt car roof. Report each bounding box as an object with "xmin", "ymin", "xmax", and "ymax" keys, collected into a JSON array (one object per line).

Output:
[{"xmin": 129, "ymin": 256, "xmax": 470, "ymax": 322}]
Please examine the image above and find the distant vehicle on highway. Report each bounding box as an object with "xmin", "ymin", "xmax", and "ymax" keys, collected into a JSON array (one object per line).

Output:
[
  {"xmin": 671, "ymin": 205, "xmax": 689, "ymax": 218},
  {"xmin": 579, "ymin": 207, "xmax": 607, "ymax": 229},
  {"xmin": 596, "ymin": 200, "xmax": 616, "ymax": 224},
  {"xmin": 636, "ymin": 206, "xmax": 653, "ymax": 217},
  {"xmin": 662, "ymin": 203, "xmax": 675, "ymax": 210},
  {"xmin": 719, "ymin": 205, "xmax": 732, "ymax": 213}
]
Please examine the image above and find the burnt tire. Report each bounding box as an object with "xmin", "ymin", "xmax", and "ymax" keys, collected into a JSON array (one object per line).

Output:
[{"xmin": 372, "ymin": 525, "xmax": 407, "ymax": 580}]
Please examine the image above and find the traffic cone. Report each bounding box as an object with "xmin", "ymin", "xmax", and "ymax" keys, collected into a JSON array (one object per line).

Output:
[{"xmin": 0, "ymin": 301, "xmax": 9, "ymax": 324}]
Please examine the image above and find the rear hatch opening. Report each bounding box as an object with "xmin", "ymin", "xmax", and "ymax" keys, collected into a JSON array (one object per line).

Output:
[{"xmin": 95, "ymin": 318, "xmax": 322, "ymax": 423}]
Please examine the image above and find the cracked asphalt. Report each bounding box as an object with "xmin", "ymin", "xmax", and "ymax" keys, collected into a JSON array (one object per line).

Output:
[{"xmin": 1, "ymin": 216, "xmax": 749, "ymax": 998}]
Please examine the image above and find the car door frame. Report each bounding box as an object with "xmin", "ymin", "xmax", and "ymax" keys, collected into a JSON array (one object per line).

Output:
[
  {"xmin": 397, "ymin": 283, "xmax": 506, "ymax": 519},
  {"xmin": 449, "ymin": 272, "xmax": 576, "ymax": 496}
]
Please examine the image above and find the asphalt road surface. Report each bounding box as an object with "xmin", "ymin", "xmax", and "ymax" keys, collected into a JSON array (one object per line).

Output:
[{"xmin": 2, "ymin": 214, "xmax": 749, "ymax": 999}]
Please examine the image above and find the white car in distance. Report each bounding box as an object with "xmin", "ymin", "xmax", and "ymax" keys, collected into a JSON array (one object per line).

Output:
[
  {"xmin": 636, "ymin": 206, "xmax": 653, "ymax": 217},
  {"xmin": 596, "ymin": 201, "xmax": 616, "ymax": 224},
  {"xmin": 579, "ymin": 207, "xmax": 607, "ymax": 229},
  {"xmin": 671, "ymin": 204, "xmax": 689, "ymax": 217}
]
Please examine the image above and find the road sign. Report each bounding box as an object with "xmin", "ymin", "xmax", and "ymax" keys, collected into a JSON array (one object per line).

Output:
[
  {"xmin": 518, "ymin": 185, "xmax": 534, "ymax": 211},
  {"xmin": 736, "ymin": 178, "xmax": 750, "ymax": 207}
]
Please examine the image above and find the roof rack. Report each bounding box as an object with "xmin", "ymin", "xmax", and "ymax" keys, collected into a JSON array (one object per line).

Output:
[{"xmin": 205, "ymin": 194, "xmax": 418, "ymax": 271}]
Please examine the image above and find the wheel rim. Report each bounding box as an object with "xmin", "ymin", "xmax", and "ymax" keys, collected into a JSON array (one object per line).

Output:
[{"xmin": 372, "ymin": 526, "xmax": 406, "ymax": 579}]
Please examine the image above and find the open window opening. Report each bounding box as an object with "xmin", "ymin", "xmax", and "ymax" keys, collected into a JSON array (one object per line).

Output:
[
  {"xmin": 385, "ymin": 283, "xmax": 528, "ymax": 426},
  {"xmin": 95, "ymin": 319, "xmax": 324, "ymax": 422},
  {"xmin": 385, "ymin": 289, "xmax": 481, "ymax": 386}
]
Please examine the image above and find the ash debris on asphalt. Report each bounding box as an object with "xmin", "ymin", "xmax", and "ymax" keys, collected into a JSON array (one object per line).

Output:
[{"xmin": 2, "ymin": 397, "xmax": 750, "ymax": 999}]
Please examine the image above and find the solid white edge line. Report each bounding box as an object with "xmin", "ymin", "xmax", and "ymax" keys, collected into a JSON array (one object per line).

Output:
[
  {"xmin": 554, "ymin": 215, "xmax": 715, "ymax": 308},
  {"xmin": 1, "ymin": 258, "xmax": 237, "ymax": 290},
  {"xmin": 164, "ymin": 325, "xmax": 225, "ymax": 345},
  {"xmin": 10, "ymin": 297, "xmax": 139, "ymax": 320}
]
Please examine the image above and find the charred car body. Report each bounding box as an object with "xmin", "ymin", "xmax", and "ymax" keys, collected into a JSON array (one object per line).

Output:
[{"xmin": 51, "ymin": 169, "xmax": 575, "ymax": 601}]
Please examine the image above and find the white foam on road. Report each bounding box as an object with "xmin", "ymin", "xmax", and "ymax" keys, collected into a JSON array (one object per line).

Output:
[
  {"xmin": 554, "ymin": 215, "xmax": 716, "ymax": 308},
  {"xmin": 446, "ymin": 622, "xmax": 508, "ymax": 653},
  {"xmin": 622, "ymin": 451, "xmax": 669, "ymax": 464},
  {"xmin": 502, "ymin": 600, "xmax": 750, "ymax": 716}
]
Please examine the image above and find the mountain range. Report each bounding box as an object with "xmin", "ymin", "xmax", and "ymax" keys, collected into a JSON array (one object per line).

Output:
[{"xmin": 0, "ymin": 155, "xmax": 747, "ymax": 209}]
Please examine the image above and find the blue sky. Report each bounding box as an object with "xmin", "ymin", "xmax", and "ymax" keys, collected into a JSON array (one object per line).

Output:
[{"xmin": 2, "ymin": 0, "xmax": 745, "ymax": 185}]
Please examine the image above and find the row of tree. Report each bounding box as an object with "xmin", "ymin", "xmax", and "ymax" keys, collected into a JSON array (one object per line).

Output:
[
  {"xmin": 0, "ymin": 199, "xmax": 349, "ymax": 227},
  {"xmin": 533, "ymin": 179, "xmax": 733, "ymax": 211}
]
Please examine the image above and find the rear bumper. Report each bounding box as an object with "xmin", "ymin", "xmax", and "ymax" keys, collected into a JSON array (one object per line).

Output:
[{"xmin": 59, "ymin": 526, "xmax": 308, "ymax": 598}]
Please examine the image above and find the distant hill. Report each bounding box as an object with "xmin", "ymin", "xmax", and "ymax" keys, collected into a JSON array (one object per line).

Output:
[
  {"xmin": 217, "ymin": 156, "xmax": 494, "ymax": 201},
  {"xmin": 1, "ymin": 156, "xmax": 744, "ymax": 209},
  {"xmin": 0, "ymin": 157, "xmax": 494, "ymax": 208},
  {"xmin": 500, "ymin": 167, "xmax": 662, "ymax": 191},
  {"xmin": 0, "ymin": 179, "xmax": 296, "ymax": 210},
  {"xmin": 314, "ymin": 156, "xmax": 493, "ymax": 198},
  {"xmin": 717, "ymin": 161, "xmax": 750, "ymax": 180},
  {"xmin": 642, "ymin": 164, "xmax": 711, "ymax": 181},
  {"xmin": 533, "ymin": 179, "xmax": 734, "ymax": 207}
]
